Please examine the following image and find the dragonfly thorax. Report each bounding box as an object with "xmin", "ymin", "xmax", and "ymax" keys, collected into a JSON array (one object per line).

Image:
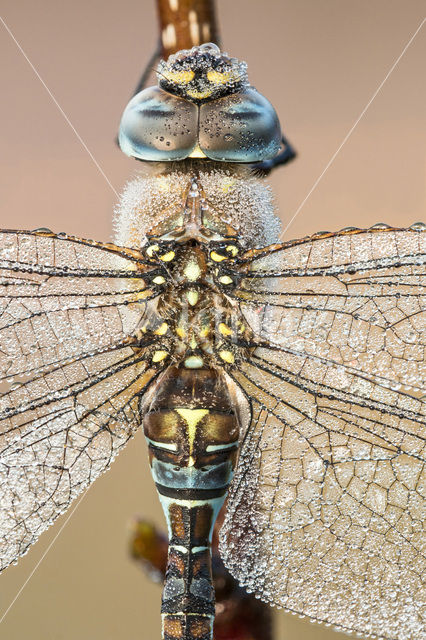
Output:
[
  {"xmin": 114, "ymin": 165, "xmax": 281, "ymax": 250},
  {"xmin": 139, "ymin": 236, "xmax": 251, "ymax": 371}
]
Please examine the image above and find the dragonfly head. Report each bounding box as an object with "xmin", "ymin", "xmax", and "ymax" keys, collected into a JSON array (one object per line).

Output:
[
  {"xmin": 118, "ymin": 44, "xmax": 282, "ymax": 164},
  {"xmin": 157, "ymin": 43, "xmax": 248, "ymax": 103}
]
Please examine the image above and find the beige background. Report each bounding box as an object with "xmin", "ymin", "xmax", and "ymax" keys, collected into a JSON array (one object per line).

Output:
[{"xmin": 0, "ymin": 1, "xmax": 425, "ymax": 638}]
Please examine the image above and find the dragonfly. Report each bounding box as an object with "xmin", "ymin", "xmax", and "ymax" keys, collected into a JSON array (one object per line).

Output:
[{"xmin": 0, "ymin": 42, "xmax": 424, "ymax": 640}]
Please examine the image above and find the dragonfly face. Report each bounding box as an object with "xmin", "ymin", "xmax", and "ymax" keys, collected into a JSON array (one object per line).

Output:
[
  {"xmin": 157, "ymin": 42, "xmax": 247, "ymax": 102},
  {"xmin": 0, "ymin": 42, "xmax": 425, "ymax": 640}
]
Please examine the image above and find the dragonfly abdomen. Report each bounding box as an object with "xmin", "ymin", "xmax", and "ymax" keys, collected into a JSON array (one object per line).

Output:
[{"xmin": 142, "ymin": 366, "xmax": 240, "ymax": 640}]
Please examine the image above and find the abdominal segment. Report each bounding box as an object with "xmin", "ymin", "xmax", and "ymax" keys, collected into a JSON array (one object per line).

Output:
[{"xmin": 142, "ymin": 366, "xmax": 240, "ymax": 640}]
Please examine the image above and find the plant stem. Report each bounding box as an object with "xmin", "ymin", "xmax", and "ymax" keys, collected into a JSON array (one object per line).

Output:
[{"xmin": 156, "ymin": 0, "xmax": 220, "ymax": 59}]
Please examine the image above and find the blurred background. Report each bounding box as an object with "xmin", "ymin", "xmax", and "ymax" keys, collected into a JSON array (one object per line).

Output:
[{"xmin": 0, "ymin": 1, "xmax": 424, "ymax": 638}]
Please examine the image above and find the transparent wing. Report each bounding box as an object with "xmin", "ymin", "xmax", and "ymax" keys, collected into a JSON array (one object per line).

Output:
[
  {"xmin": 232, "ymin": 225, "xmax": 426, "ymax": 391},
  {"xmin": 220, "ymin": 225, "xmax": 426, "ymax": 640},
  {"xmin": 0, "ymin": 231, "xmax": 160, "ymax": 571}
]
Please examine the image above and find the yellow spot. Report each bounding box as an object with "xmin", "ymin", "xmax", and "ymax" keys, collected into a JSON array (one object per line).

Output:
[
  {"xmin": 153, "ymin": 275, "xmax": 166, "ymax": 285},
  {"xmin": 159, "ymin": 251, "xmax": 175, "ymax": 262},
  {"xmin": 186, "ymin": 88, "xmax": 214, "ymax": 100},
  {"xmin": 219, "ymin": 323, "xmax": 232, "ymax": 336},
  {"xmin": 176, "ymin": 408, "xmax": 209, "ymax": 459},
  {"xmin": 152, "ymin": 350, "xmax": 168, "ymax": 363},
  {"xmin": 238, "ymin": 323, "xmax": 245, "ymax": 333},
  {"xmin": 226, "ymin": 245, "xmax": 239, "ymax": 257},
  {"xmin": 221, "ymin": 178, "xmax": 235, "ymax": 194},
  {"xmin": 189, "ymin": 145, "xmax": 207, "ymax": 158},
  {"xmin": 186, "ymin": 290, "xmax": 199, "ymax": 306},
  {"xmin": 219, "ymin": 275, "xmax": 233, "ymax": 285},
  {"xmin": 154, "ymin": 322, "xmax": 168, "ymax": 336},
  {"xmin": 207, "ymin": 70, "xmax": 232, "ymax": 85},
  {"xmin": 190, "ymin": 336, "xmax": 198, "ymax": 349},
  {"xmin": 199, "ymin": 327, "xmax": 210, "ymax": 338},
  {"xmin": 219, "ymin": 350, "xmax": 235, "ymax": 364},
  {"xmin": 146, "ymin": 244, "xmax": 159, "ymax": 257},
  {"xmin": 141, "ymin": 326, "xmax": 147, "ymax": 333},
  {"xmin": 176, "ymin": 326, "xmax": 186, "ymax": 338},
  {"xmin": 184, "ymin": 355, "xmax": 204, "ymax": 369},
  {"xmin": 183, "ymin": 260, "xmax": 201, "ymax": 281},
  {"xmin": 163, "ymin": 69, "xmax": 194, "ymax": 84},
  {"xmin": 133, "ymin": 290, "xmax": 152, "ymax": 303},
  {"xmin": 210, "ymin": 251, "xmax": 227, "ymax": 262}
]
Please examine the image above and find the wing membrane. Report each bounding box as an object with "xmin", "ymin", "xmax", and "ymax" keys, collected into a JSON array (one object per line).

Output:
[
  {"xmin": 220, "ymin": 225, "xmax": 426, "ymax": 640},
  {"xmin": 222, "ymin": 355, "xmax": 425, "ymax": 639},
  {"xmin": 0, "ymin": 231, "xmax": 160, "ymax": 571},
  {"xmin": 232, "ymin": 226, "xmax": 425, "ymax": 391}
]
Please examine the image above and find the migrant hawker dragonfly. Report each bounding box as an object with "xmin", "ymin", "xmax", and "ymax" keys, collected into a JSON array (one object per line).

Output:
[{"xmin": 0, "ymin": 43, "xmax": 424, "ymax": 640}]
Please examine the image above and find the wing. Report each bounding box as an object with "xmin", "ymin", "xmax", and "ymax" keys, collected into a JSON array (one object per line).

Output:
[
  {"xmin": 232, "ymin": 224, "xmax": 425, "ymax": 392},
  {"xmin": 219, "ymin": 225, "xmax": 426, "ymax": 640},
  {"xmin": 0, "ymin": 230, "xmax": 161, "ymax": 571}
]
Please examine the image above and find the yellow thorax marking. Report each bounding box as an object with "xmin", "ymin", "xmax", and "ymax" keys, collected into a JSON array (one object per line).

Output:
[
  {"xmin": 159, "ymin": 250, "xmax": 175, "ymax": 262},
  {"xmin": 210, "ymin": 251, "xmax": 227, "ymax": 262},
  {"xmin": 176, "ymin": 326, "xmax": 186, "ymax": 338},
  {"xmin": 154, "ymin": 322, "xmax": 168, "ymax": 336},
  {"xmin": 152, "ymin": 350, "xmax": 168, "ymax": 363},
  {"xmin": 184, "ymin": 355, "xmax": 204, "ymax": 369},
  {"xmin": 183, "ymin": 259, "xmax": 201, "ymax": 281},
  {"xmin": 186, "ymin": 290, "xmax": 199, "ymax": 306},
  {"xmin": 219, "ymin": 323, "xmax": 232, "ymax": 336},
  {"xmin": 219, "ymin": 350, "xmax": 235, "ymax": 364},
  {"xmin": 226, "ymin": 245, "xmax": 239, "ymax": 256},
  {"xmin": 146, "ymin": 244, "xmax": 159, "ymax": 257},
  {"xmin": 176, "ymin": 408, "xmax": 209, "ymax": 466}
]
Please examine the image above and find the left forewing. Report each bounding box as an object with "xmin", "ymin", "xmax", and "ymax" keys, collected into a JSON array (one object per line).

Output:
[{"xmin": 0, "ymin": 230, "xmax": 161, "ymax": 571}]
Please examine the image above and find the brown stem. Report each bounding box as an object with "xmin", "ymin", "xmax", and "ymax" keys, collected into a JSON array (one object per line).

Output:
[{"xmin": 156, "ymin": 0, "xmax": 220, "ymax": 59}]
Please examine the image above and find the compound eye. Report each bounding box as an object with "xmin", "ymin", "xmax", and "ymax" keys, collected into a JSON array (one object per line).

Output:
[
  {"xmin": 199, "ymin": 87, "xmax": 281, "ymax": 163},
  {"xmin": 118, "ymin": 86, "xmax": 198, "ymax": 161}
]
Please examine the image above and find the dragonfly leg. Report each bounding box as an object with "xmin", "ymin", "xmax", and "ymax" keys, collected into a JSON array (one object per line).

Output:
[{"xmin": 252, "ymin": 133, "xmax": 297, "ymax": 175}]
